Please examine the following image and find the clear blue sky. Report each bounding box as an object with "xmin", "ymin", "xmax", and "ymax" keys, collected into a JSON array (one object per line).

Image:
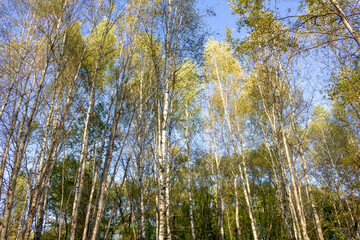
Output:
[{"xmin": 197, "ymin": 0, "xmax": 240, "ymax": 41}]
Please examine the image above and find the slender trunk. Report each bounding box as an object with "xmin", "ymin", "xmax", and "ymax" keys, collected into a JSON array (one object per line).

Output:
[
  {"xmin": 158, "ymin": 113, "xmax": 167, "ymax": 240},
  {"xmin": 158, "ymin": 62, "xmax": 169, "ymax": 240},
  {"xmin": 208, "ymin": 121, "xmax": 224, "ymax": 240},
  {"xmin": 155, "ymin": 160, "xmax": 159, "ymax": 240},
  {"xmin": 24, "ymin": 101, "xmax": 65, "ymax": 240},
  {"xmin": 34, "ymin": 179, "xmax": 50, "ymax": 240},
  {"xmin": 238, "ymin": 162, "xmax": 258, "ymax": 240},
  {"xmin": 185, "ymin": 107, "xmax": 196, "ymax": 240},
  {"xmin": 154, "ymin": 130, "xmax": 160, "ymax": 240},
  {"xmin": 57, "ymin": 150, "xmax": 66, "ymax": 240},
  {"xmin": 140, "ymin": 185, "xmax": 145, "ymax": 239},
  {"xmin": 188, "ymin": 179, "xmax": 195, "ymax": 240},
  {"xmin": 69, "ymin": 79, "xmax": 96, "ymax": 240},
  {"xmin": 81, "ymin": 146, "xmax": 99, "ymax": 240},
  {"xmin": 278, "ymin": 143, "xmax": 301, "ymax": 240},
  {"xmin": 291, "ymin": 153, "xmax": 306, "ymax": 221},
  {"xmin": 165, "ymin": 173, "xmax": 171, "ymax": 240},
  {"xmin": 138, "ymin": 75, "xmax": 146, "ymax": 240},
  {"xmin": 165, "ymin": 116, "xmax": 173, "ymax": 240},
  {"xmin": 226, "ymin": 210, "xmax": 233, "ymax": 240},
  {"xmin": 0, "ymin": 79, "xmax": 17, "ymax": 121},
  {"xmin": 158, "ymin": 0, "xmax": 173, "ymax": 236},
  {"xmin": 220, "ymin": 190, "xmax": 225, "ymax": 240},
  {"xmin": 131, "ymin": 200, "xmax": 137, "ymax": 240},
  {"xmin": 234, "ymin": 177, "xmax": 242, "ymax": 240},
  {"xmin": 15, "ymin": 181, "xmax": 30, "ymax": 240}
]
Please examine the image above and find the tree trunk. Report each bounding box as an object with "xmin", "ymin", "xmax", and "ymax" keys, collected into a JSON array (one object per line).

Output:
[
  {"xmin": 278, "ymin": 144, "xmax": 301, "ymax": 240},
  {"xmin": 185, "ymin": 107, "xmax": 196, "ymax": 240},
  {"xmin": 166, "ymin": 172, "xmax": 171, "ymax": 240},
  {"xmin": 158, "ymin": 17, "xmax": 171, "ymax": 238},
  {"xmin": 165, "ymin": 112, "xmax": 173, "ymax": 240},
  {"xmin": 234, "ymin": 177, "xmax": 242, "ymax": 240},
  {"xmin": 34, "ymin": 179, "xmax": 50, "ymax": 240},
  {"xmin": 69, "ymin": 79, "xmax": 96, "ymax": 240},
  {"xmin": 0, "ymin": 78, "xmax": 17, "ymax": 121},
  {"xmin": 158, "ymin": 78, "xmax": 169, "ymax": 240},
  {"xmin": 138, "ymin": 75, "xmax": 146, "ymax": 240},
  {"xmin": 81, "ymin": 148, "xmax": 99, "ymax": 240},
  {"xmin": 327, "ymin": 0, "xmax": 360, "ymax": 47},
  {"xmin": 220, "ymin": 190, "xmax": 225, "ymax": 240},
  {"xmin": 226, "ymin": 210, "xmax": 233, "ymax": 240},
  {"xmin": 208, "ymin": 121, "xmax": 224, "ymax": 240},
  {"xmin": 57, "ymin": 150, "xmax": 66, "ymax": 240}
]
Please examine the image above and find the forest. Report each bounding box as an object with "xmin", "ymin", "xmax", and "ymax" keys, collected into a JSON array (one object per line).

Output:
[{"xmin": 0, "ymin": 0, "xmax": 359, "ymax": 239}]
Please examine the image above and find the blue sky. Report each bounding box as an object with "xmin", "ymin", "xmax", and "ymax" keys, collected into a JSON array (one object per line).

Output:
[
  {"xmin": 199, "ymin": 0, "xmax": 301, "ymax": 42},
  {"xmin": 198, "ymin": 0, "xmax": 239, "ymax": 41}
]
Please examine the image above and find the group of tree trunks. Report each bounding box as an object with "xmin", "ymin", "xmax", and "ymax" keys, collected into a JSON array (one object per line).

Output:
[{"xmin": 0, "ymin": 0, "xmax": 359, "ymax": 239}]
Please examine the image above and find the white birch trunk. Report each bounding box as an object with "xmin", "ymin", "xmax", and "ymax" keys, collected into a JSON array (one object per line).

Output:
[
  {"xmin": 158, "ymin": 78, "xmax": 169, "ymax": 240},
  {"xmin": 185, "ymin": 107, "xmax": 196, "ymax": 240},
  {"xmin": 328, "ymin": 0, "xmax": 360, "ymax": 47},
  {"xmin": 209, "ymin": 121, "xmax": 224, "ymax": 240},
  {"xmin": 226, "ymin": 210, "xmax": 234, "ymax": 240},
  {"xmin": 158, "ymin": 1, "xmax": 172, "ymax": 237},
  {"xmin": 220, "ymin": 191, "xmax": 225, "ymax": 240},
  {"xmin": 234, "ymin": 177, "xmax": 242, "ymax": 240},
  {"xmin": 34, "ymin": 178, "xmax": 50, "ymax": 240},
  {"xmin": 81, "ymin": 148, "xmax": 99, "ymax": 240}
]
